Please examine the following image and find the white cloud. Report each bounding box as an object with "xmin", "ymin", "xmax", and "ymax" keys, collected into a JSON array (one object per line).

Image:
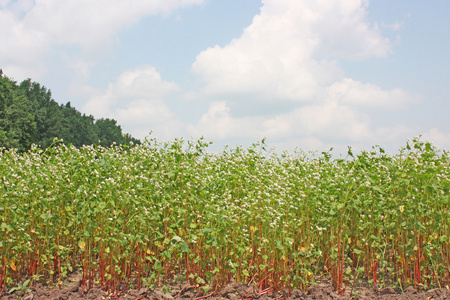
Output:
[
  {"xmin": 83, "ymin": 66, "xmax": 179, "ymax": 117},
  {"xmin": 115, "ymin": 99, "xmax": 184, "ymax": 140},
  {"xmin": 281, "ymin": 102, "xmax": 371, "ymax": 141},
  {"xmin": 113, "ymin": 66, "xmax": 179, "ymax": 99},
  {"xmin": 189, "ymin": 0, "xmax": 425, "ymax": 150},
  {"xmin": 422, "ymin": 128, "xmax": 450, "ymax": 150},
  {"xmin": 370, "ymin": 124, "xmax": 419, "ymax": 151},
  {"xmin": 188, "ymin": 100, "xmax": 370, "ymax": 144},
  {"xmin": 83, "ymin": 66, "xmax": 182, "ymax": 140},
  {"xmin": 23, "ymin": 0, "xmax": 203, "ymax": 51},
  {"xmin": 187, "ymin": 102, "xmax": 265, "ymax": 139},
  {"xmin": 0, "ymin": 4, "xmax": 50, "ymax": 79},
  {"xmin": 308, "ymin": 0, "xmax": 390, "ymax": 60},
  {"xmin": 0, "ymin": 0, "xmax": 203, "ymax": 79},
  {"xmin": 192, "ymin": 0, "xmax": 390, "ymax": 101},
  {"xmin": 263, "ymin": 101, "xmax": 372, "ymax": 145},
  {"xmin": 326, "ymin": 78, "xmax": 422, "ymax": 109}
]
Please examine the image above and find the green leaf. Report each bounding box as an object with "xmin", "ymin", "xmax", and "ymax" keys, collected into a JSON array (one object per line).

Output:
[
  {"xmin": 0, "ymin": 222, "xmax": 12, "ymax": 232},
  {"xmin": 196, "ymin": 277, "xmax": 206, "ymax": 284},
  {"xmin": 153, "ymin": 260, "xmax": 161, "ymax": 270},
  {"xmin": 172, "ymin": 236, "xmax": 182, "ymax": 243},
  {"xmin": 181, "ymin": 242, "xmax": 190, "ymax": 253},
  {"xmin": 22, "ymin": 279, "xmax": 30, "ymax": 287}
]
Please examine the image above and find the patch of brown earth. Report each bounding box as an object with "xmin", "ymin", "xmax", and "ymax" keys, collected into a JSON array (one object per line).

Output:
[{"xmin": 1, "ymin": 275, "xmax": 449, "ymax": 300}]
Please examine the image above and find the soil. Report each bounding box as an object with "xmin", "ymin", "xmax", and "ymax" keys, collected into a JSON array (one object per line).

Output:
[{"xmin": 1, "ymin": 273, "xmax": 449, "ymax": 300}]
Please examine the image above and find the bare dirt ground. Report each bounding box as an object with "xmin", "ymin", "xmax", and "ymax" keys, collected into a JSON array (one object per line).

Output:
[{"xmin": 1, "ymin": 273, "xmax": 449, "ymax": 300}]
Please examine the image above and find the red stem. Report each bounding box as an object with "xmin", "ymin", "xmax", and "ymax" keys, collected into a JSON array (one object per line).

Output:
[
  {"xmin": 194, "ymin": 285, "xmax": 218, "ymax": 300},
  {"xmin": 418, "ymin": 234, "xmax": 422, "ymax": 285},
  {"xmin": 248, "ymin": 272, "xmax": 258, "ymax": 286},
  {"xmin": 257, "ymin": 270, "xmax": 275, "ymax": 291},
  {"xmin": 373, "ymin": 257, "xmax": 377, "ymax": 285}
]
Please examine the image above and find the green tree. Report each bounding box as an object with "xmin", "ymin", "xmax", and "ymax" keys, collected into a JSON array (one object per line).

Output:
[
  {"xmin": 0, "ymin": 70, "xmax": 140, "ymax": 151},
  {"xmin": 95, "ymin": 118, "xmax": 125, "ymax": 147},
  {"xmin": 19, "ymin": 79, "xmax": 61, "ymax": 148},
  {"xmin": 123, "ymin": 132, "xmax": 141, "ymax": 146},
  {"xmin": 0, "ymin": 71, "xmax": 37, "ymax": 151},
  {"xmin": 56, "ymin": 102, "xmax": 97, "ymax": 147}
]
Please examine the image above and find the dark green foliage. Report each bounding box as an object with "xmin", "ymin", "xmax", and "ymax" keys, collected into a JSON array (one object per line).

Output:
[
  {"xmin": 0, "ymin": 70, "xmax": 140, "ymax": 150},
  {"xmin": 0, "ymin": 72, "xmax": 37, "ymax": 152},
  {"xmin": 95, "ymin": 118, "xmax": 126, "ymax": 147}
]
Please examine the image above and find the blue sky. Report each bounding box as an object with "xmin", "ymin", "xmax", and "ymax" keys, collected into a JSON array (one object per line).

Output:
[{"xmin": 1, "ymin": 0, "xmax": 449, "ymax": 154}]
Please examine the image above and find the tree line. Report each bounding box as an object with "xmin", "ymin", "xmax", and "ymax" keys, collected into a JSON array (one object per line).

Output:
[{"xmin": 0, "ymin": 70, "xmax": 140, "ymax": 152}]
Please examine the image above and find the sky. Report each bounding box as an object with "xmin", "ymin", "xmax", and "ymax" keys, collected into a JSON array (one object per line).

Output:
[{"xmin": 1, "ymin": 0, "xmax": 450, "ymax": 155}]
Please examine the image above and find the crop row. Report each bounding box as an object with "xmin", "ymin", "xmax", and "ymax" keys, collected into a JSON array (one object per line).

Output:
[{"xmin": 1, "ymin": 137, "xmax": 449, "ymax": 294}]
